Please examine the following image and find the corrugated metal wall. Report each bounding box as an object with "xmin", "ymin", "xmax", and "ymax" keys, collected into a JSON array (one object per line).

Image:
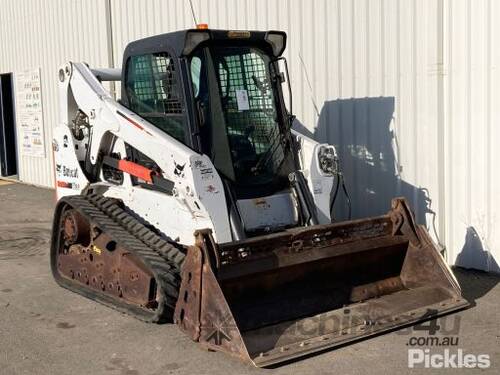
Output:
[
  {"xmin": 0, "ymin": 0, "xmax": 110, "ymax": 187},
  {"xmin": 0, "ymin": 0, "xmax": 497, "ymax": 272},
  {"xmin": 108, "ymin": 0, "xmax": 448, "ymax": 259},
  {"xmin": 109, "ymin": 0, "xmax": 443, "ymax": 220},
  {"xmin": 444, "ymin": 0, "xmax": 500, "ymax": 272}
]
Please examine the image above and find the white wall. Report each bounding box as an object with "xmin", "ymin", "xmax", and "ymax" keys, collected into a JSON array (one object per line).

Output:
[
  {"xmin": 0, "ymin": 0, "xmax": 497, "ymax": 272},
  {"xmin": 0, "ymin": 0, "xmax": 110, "ymax": 187},
  {"xmin": 109, "ymin": 0, "xmax": 444, "ymax": 230},
  {"xmin": 443, "ymin": 0, "xmax": 500, "ymax": 272}
]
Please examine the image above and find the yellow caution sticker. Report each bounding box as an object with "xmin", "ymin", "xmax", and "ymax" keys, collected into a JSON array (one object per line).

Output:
[{"xmin": 92, "ymin": 245, "xmax": 102, "ymax": 255}]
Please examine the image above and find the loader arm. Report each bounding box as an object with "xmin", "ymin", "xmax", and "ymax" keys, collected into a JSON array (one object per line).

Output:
[{"xmin": 55, "ymin": 62, "xmax": 232, "ymax": 243}]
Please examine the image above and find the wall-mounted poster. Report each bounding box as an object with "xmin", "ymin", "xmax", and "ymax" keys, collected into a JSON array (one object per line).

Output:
[{"xmin": 16, "ymin": 68, "xmax": 45, "ymax": 157}]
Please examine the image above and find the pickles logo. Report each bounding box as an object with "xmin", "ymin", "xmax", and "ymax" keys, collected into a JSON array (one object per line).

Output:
[
  {"xmin": 401, "ymin": 313, "xmax": 491, "ymax": 369},
  {"xmin": 408, "ymin": 349, "xmax": 490, "ymax": 369}
]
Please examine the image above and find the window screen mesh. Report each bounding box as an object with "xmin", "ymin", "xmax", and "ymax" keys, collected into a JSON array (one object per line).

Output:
[
  {"xmin": 218, "ymin": 52, "xmax": 281, "ymax": 156},
  {"xmin": 126, "ymin": 53, "xmax": 185, "ymax": 142}
]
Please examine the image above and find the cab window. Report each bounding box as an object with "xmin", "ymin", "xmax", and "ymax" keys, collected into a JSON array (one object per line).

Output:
[{"xmin": 125, "ymin": 52, "xmax": 186, "ymax": 143}]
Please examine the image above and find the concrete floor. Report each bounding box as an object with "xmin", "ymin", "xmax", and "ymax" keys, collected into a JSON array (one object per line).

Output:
[{"xmin": 0, "ymin": 182, "xmax": 498, "ymax": 375}]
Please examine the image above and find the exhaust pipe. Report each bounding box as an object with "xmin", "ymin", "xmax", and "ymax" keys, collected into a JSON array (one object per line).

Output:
[{"xmin": 174, "ymin": 198, "xmax": 468, "ymax": 367}]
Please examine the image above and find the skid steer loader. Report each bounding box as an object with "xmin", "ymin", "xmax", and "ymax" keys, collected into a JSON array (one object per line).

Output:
[{"xmin": 51, "ymin": 28, "xmax": 468, "ymax": 366}]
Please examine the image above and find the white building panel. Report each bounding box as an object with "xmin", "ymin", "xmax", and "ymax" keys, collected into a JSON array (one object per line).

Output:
[
  {"xmin": 444, "ymin": 0, "xmax": 500, "ymax": 272},
  {"xmin": 0, "ymin": 0, "xmax": 110, "ymax": 187},
  {"xmin": 0, "ymin": 0, "xmax": 497, "ymax": 272}
]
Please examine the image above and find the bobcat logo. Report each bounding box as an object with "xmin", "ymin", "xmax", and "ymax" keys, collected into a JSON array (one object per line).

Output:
[{"xmin": 173, "ymin": 162, "xmax": 185, "ymax": 177}]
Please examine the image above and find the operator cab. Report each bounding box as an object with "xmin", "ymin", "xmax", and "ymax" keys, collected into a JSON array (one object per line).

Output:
[{"xmin": 121, "ymin": 29, "xmax": 311, "ymax": 238}]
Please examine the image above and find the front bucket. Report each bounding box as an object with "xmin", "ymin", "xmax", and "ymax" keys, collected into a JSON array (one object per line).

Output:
[{"xmin": 174, "ymin": 198, "xmax": 468, "ymax": 367}]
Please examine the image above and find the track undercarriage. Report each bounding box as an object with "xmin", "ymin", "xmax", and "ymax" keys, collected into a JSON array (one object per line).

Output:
[{"xmin": 50, "ymin": 194, "xmax": 185, "ymax": 322}]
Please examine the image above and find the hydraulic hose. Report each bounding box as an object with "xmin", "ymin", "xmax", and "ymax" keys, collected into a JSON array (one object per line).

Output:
[
  {"xmin": 341, "ymin": 174, "xmax": 352, "ymax": 220},
  {"xmin": 329, "ymin": 170, "xmax": 352, "ymax": 222},
  {"xmin": 329, "ymin": 172, "xmax": 340, "ymax": 221}
]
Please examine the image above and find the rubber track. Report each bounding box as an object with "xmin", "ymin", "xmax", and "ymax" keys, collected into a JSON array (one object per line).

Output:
[
  {"xmin": 51, "ymin": 194, "xmax": 185, "ymax": 323},
  {"xmin": 87, "ymin": 193, "xmax": 185, "ymax": 268}
]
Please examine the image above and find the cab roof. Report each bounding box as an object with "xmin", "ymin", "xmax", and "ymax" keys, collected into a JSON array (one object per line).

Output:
[{"xmin": 123, "ymin": 29, "xmax": 287, "ymax": 60}]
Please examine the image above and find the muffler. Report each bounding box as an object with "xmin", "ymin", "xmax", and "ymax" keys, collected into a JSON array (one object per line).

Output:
[{"xmin": 174, "ymin": 198, "xmax": 468, "ymax": 367}]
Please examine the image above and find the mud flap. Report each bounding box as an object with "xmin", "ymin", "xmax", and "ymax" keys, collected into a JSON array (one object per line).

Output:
[{"xmin": 174, "ymin": 198, "xmax": 469, "ymax": 367}]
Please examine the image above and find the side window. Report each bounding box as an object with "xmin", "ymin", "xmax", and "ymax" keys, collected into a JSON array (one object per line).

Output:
[
  {"xmin": 190, "ymin": 56, "xmax": 202, "ymax": 98},
  {"xmin": 126, "ymin": 53, "xmax": 186, "ymax": 143}
]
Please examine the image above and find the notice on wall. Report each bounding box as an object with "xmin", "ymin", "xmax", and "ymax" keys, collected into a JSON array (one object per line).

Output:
[{"xmin": 16, "ymin": 68, "xmax": 45, "ymax": 157}]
